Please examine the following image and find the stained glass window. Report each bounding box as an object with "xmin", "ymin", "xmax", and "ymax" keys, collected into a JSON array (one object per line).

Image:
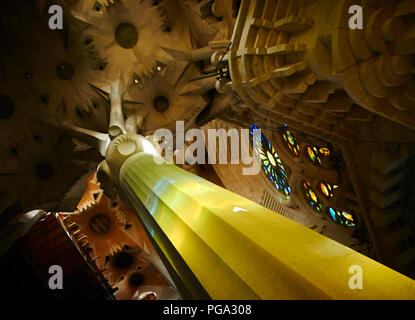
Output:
[
  {"xmin": 320, "ymin": 182, "xmax": 338, "ymax": 198},
  {"xmin": 306, "ymin": 146, "xmax": 322, "ymax": 165},
  {"xmin": 280, "ymin": 125, "xmax": 300, "ymax": 156},
  {"xmin": 328, "ymin": 208, "xmax": 356, "ymax": 227},
  {"xmin": 250, "ymin": 124, "xmax": 291, "ymax": 197},
  {"xmin": 319, "ymin": 147, "xmax": 330, "ymax": 157},
  {"xmin": 305, "ymin": 145, "xmax": 331, "ymax": 165},
  {"xmin": 302, "ymin": 181, "xmax": 322, "ymax": 212}
]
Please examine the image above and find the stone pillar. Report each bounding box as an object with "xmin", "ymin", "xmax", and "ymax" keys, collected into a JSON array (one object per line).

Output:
[{"xmin": 98, "ymin": 133, "xmax": 415, "ymax": 299}]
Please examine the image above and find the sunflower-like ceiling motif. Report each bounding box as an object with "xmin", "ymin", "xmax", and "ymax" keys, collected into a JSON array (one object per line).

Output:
[
  {"xmin": 125, "ymin": 60, "xmax": 207, "ymax": 135},
  {"xmin": 20, "ymin": 17, "xmax": 109, "ymax": 132},
  {"xmin": 114, "ymin": 263, "xmax": 175, "ymax": 300},
  {"xmin": 66, "ymin": 193, "xmax": 138, "ymax": 269},
  {"xmin": 62, "ymin": 171, "xmax": 179, "ymax": 299},
  {"xmin": 71, "ymin": 0, "xmax": 192, "ymax": 83},
  {"xmin": 0, "ymin": 123, "xmax": 89, "ymax": 212},
  {"xmin": 104, "ymin": 246, "xmax": 149, "ymax": 284}
]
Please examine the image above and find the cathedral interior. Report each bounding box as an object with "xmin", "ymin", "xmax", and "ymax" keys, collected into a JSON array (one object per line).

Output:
[{"xmin": 1, "ymin": 0, "xmax": 415, "ymax": 300}]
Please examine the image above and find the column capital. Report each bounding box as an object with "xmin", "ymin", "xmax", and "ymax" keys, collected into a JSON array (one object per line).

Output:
[{"xmin": 98, "ymin": 133, "xmax": 161, "ymax": 196}]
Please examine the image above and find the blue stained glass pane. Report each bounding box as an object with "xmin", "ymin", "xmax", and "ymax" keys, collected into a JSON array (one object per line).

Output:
[{"xmin": 329, "ymin": 208, "xmax": 337, "ymax": 221}]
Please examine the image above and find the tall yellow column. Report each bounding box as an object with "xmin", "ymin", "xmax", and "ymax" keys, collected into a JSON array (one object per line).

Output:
[{"xmin": 101, "ymin": 134, "xmax": 415, "ymax": 299}]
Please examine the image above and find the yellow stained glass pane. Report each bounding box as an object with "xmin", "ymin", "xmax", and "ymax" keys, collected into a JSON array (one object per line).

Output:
[
  {"xmin": 319, "ymin": 147, "xmax": 330, "ymax": 156},
  {"xmin": 307, "ymin": 147, "xmax": 315, "ymax": 160},
  {"xmin": 342, "ymin": 212, "xmax": 354, "ymax": 221},
  {"xmin": 310, "ymin": 190, "xmax": 318, "ymax": 202},
  {"xmin": 320, "ymin": 183, "xmax": 329, "ymax": 197},
  {"xmin": 267, "ymin": 150, "xmax": 277, "ymax": 166}
]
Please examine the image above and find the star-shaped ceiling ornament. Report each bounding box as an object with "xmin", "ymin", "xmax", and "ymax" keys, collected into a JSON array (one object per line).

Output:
[
  {"xmin": 66, "ymin": 193, "xmax": 138, "ymax": 269},
  {"xmin": 71, "ymin": 0, "xmax": 193, "ymax": 83}
]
